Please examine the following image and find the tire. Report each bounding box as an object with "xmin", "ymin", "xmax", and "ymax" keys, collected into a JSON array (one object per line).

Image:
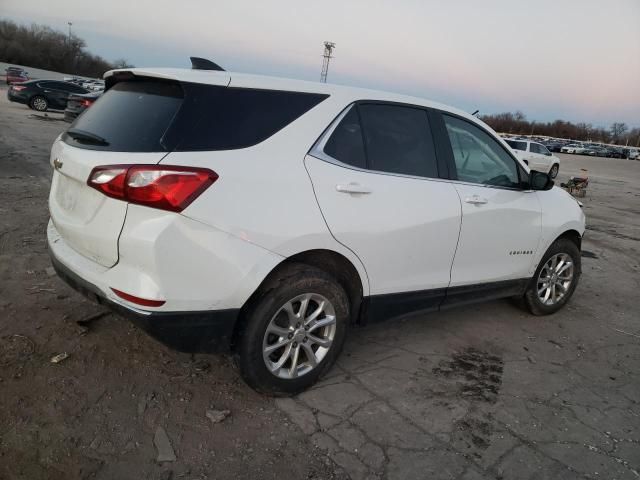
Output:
[
  {"xmin": 237, "ymin": 263, "xmax": 349, "ymax": 395},
  {"xmin": 549, "ymin": 164, "xmax": 559, "ymax": 178},
  {"xmin": 523, "ymin": 238, "xmax": 580, "ymax": 315},
  {"xmin": 30, "ymin": 95, "xmax": 48, "ymax": 112}
]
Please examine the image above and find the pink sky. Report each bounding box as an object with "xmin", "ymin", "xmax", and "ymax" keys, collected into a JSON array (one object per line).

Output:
[{"xmin": 4, "ymin": 0, "xmax": 640, "ymax": 126}]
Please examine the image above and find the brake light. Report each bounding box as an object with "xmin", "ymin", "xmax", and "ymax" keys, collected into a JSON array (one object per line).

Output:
[
  {"xmin": 80, "ymin": 99, "xmax": 93, "ymax": 107},
  {"xmin": 87, "ymin": 165, "xmax": 217, "ymax": 212},
  {"xmin": 12, "ymin": 85, "xmax": 27, "ymax": 91}
]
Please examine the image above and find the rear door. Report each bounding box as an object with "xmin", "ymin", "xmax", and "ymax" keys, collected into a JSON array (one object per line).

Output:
[
  {"xmin": 437, "ymin": 114, "xmax": 541, "ymax": 294},
  {"xmin": 49, "ymin": 78, "xmax": 224, "ymax": 267},
  {"xmin": 305, "ymin": 102, "xmax": 461, "ymax": 307}
]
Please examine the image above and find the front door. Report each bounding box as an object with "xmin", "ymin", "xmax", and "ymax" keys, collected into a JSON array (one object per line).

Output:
[{"xmin": 439, "ymin": 114, "xmax": 542, "ymax": 294}]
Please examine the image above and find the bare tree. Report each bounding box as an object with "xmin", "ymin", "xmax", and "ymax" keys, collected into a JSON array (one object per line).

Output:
[
  {"xmin": 112, "ymin": 58, "xmax": 135, "ymax": 69},
  {"xmin": 610, "ymin": 122, "xmax": 628, "ymax": 143},
  {"xmin": 0, "ymin": 19, "xmax": 117, "ymax": 77}
]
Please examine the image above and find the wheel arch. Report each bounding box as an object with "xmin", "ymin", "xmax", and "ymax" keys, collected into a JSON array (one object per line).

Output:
[
  {"xmin": 231, "ymin": 249, "xmax": 366, "ymax": 350},
  {"xmin": 556, "ymin": 229, "xmax": 582, "ymax": 251}
]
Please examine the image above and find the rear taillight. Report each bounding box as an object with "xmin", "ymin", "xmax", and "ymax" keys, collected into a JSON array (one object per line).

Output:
[
  {"xmin": 87, "ymin": 165, "xmax": 217, "ymax": 212},
  {"xmin": 12, "ymin": 85, "xmax": 27, "ymax": 91},
  {"xmin": 80, "ymin": 99, "xmax": 93, "ymax": 107}
]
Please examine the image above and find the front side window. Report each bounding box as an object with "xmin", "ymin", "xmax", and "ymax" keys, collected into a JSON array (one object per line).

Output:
[
  {"xmin": 505, "ymin": 139, "xmax": 527, "ymax": 151},
  {"xmin": 443, "ymin": 115, "xmax": 520, "ymax": 188},
  {"xmin": 530, "ymin": 143, "xmax": 542, "ymax": 154},
  {"xmin": 358, "ymin": 104, "xmax": 438, "ymax": 178},
  {"xmin": 538, "ymin": 144, "xmax": 551, "ymax": 156}
]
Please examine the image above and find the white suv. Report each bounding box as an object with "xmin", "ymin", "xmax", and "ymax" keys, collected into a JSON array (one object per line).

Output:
[
  {"xmin": 48, "ymin": 67, "xmax": 586, "ymax": 394},
  {"xmin": 504, "ymin": 139, "xmax": 561, "ymax": 178}
]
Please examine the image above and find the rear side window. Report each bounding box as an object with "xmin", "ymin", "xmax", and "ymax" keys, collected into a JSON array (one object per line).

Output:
[
  {"xmin": 505, "ymin": 139, "xmax": 527, "ymax": 151},
  {"xmin": 64, "ymin": 81, "xmax": 327, "ymax": 152},
  {"xmin": 358, "ymin": 104, "xmax": 438, "ymax": 178},
  {"xmin": 65, "ymin": 81, "xmax": 183, "ymax": 152},
  {"xmin": 320, "ymin": 103, "xmax": 438, "ymax": 178},
  {"xmin": 174, "ymin": 85, "xmax": 328, "ymax": 151},
  {"xmin": 323, "ymin": 107, "xmax": 366, "ymax": 168}
]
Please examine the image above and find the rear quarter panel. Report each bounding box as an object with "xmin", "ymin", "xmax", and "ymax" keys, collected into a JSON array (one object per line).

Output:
[{"xmin": 161, "ymin": 92, "xmax": 371, "ymax": 295}]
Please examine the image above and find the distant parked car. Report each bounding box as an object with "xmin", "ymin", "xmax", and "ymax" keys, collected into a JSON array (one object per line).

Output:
[
  {"xmin": 561, "ymin": 144, "xmax": 589, "ymax": 154},
  {"xmin": 64, "ymin": 91, "xmax": 101, "ymax": 122},
  {"xmin": 505, "ymin": 138, "xmax": 561, "ymax": 178},
  {"xmin": 5, "ymin": 66, "xmax": 29, "ymax": 85},
  {"xmin": 80, "ymin": 80, "xmax": 104, "ymax": 91},
  {"xmin": 607, "ymin": 147, "xmax": 627, "ymax": 159},
  {"xmin": 585, "ymin": 147, "xmax": 609, "ymax": 157},
  {"xmin": 7, "ymin": 79, "xmax": 90, "ymax": 112},
  {"xmin": 544, "ymin": 142, "xmax": 564, "ymax": 153},
  {"xmin": 628, "ymin": 149, "xmax": 639, "ymax": 160}
]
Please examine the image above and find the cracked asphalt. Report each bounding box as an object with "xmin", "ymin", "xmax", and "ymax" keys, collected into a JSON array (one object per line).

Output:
[{"xmin": 1, "ymin": 85, "xmax": 639, "ymax": 479}]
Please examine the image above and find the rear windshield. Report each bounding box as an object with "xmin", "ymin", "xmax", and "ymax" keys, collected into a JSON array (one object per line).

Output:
[
  {"xmin": 64, "ymin": 81, "xmax": 183, "ymax": 152},
  {"xmin": 63, "ymin": 80, "xmax": 328, "ymax": 152},
  {"xmin": 505, "ymin": 139, "xmax": 527, "ymax": 151}
]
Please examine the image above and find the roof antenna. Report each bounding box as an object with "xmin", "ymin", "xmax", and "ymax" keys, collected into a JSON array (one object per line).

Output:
[
  {"xmin": 190, "ymin": 57, "xmax": 225, "ymax": 71},
  {"xmin": 471, "ymin": 110, "xmax": 479, "ymax": 116}
]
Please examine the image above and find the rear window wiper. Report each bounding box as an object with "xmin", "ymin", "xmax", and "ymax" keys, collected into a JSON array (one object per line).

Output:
[{"xmin": 66, "ymin": 128, "xmax": 110, "ymax": 146}]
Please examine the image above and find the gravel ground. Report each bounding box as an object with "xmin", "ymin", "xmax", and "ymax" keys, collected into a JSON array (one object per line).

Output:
[{"xmin": 1, "ymin": 85, "xmax": 639, "ymax": 479}]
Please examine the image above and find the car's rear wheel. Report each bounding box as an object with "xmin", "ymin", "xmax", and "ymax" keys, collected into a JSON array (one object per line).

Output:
[
  {"xmin": 30, "ymin": 96, "xmax": 48, "ymax": 112},
  {"xmin": 549, "ymin": 163, "xmax": 559, "ymax": 178},
  {"xmin": 523, "ymin": 238, "xmax": 580, "ymax": 315},
  {"xmin": 237, "ymin": 264, "xmax": 349, "ymax": 395}
]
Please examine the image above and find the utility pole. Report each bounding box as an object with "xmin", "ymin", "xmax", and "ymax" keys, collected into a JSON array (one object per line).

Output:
[
  {"xmin": 320, "ymin": 41, "xmax": 335, "ymax": 83},
  {"xmin": 68, "ymin": 22, "xmax": 72, "ymax": 44}
]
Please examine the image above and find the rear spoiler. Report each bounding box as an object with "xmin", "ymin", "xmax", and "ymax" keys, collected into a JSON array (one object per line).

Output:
[{"xmin": 104, "ymin": 57, "xmax": 227, "ymax": 90}]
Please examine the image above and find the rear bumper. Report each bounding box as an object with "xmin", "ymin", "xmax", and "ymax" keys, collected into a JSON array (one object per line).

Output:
[
  {"xmin": 7, "ymin": 89, "xmax": 28, "ymax": 105},
  {"xmin": 50, "ymin": 249, "xmax": 239, "ymax": 353}
]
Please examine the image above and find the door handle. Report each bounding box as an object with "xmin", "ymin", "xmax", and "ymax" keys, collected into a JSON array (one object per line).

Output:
[
  {"xmin": 464, "ymin": 194, "xmax": 488, "ymax": 205},
  {"xmin": 336, "ymin": 183, "xmax": 372, "ymax": 194}
]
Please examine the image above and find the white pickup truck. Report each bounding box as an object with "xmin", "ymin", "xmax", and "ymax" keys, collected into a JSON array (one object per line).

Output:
[{"xmin": 504, "ymin": 139, "xmax": 561, "ymax": 178}]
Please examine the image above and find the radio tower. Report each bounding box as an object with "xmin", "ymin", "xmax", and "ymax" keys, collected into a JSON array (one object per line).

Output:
[{"xmin": 320, "ymin": 41, "xmax": 335, "ymax": 83}]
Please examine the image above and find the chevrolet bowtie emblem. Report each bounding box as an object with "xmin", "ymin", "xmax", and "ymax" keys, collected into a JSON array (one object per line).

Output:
[{"xmin": 53, "ymin": 158, "xmax": 63, "ymax": 170}]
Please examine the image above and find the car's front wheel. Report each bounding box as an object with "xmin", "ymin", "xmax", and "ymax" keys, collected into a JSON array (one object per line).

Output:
[
  {"xmin": 549, "ymin": 163, "xmax": 559, "ymax": 178},
  {"xmin": 237, "ymin": 264, "xmax": 349, "ymax": 395},
  {"xmin": 524, "ymin": 238, "xmax": 580, "ymax": 315},
  {"xmin": 30, "ymin": 95, "xmax": 48, "ymax": 112}
]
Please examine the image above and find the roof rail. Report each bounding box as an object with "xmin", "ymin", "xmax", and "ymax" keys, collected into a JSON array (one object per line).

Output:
[{"xmin": 190, "ymin": 57, "xmax": 225, "ymax": 71}]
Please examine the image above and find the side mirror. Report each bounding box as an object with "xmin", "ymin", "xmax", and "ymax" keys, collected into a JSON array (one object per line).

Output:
[{"xmin": 529, "ymin": 170, "xmax": 554, "ymax": 190}]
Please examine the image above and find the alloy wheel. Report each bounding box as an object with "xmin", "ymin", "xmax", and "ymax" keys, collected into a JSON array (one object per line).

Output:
[
  {"xmin": 536, "ymin": 253, "xmax": 574, "ymax": 306},
  {"xmin": 32, "ymin": 97, "xmax": 47, "ymax": 111},
  {"xmin": 262, "ymin": 293, "xmax": 337, "ymax": 379}
]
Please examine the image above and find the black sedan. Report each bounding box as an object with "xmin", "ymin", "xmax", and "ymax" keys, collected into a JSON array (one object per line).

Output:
[
  {"xmin": 544, "ymin": 142, "xmax": 564, "ymax": 152},
  {"xmin": 64, "ymin": 91, "xmax": 101, "ymax": 122},
  {"xmin": 7, "ymin": 79, "xmax": 90, "ymax": 112}
]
